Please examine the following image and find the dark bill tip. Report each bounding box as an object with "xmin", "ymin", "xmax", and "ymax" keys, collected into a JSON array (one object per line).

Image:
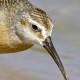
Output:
[{"xmin": 43, "ymin": 36, "xmax": 69, "ymax": 80}]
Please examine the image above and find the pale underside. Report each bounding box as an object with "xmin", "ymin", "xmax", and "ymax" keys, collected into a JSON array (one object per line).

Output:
[
  {"xmin": 0, "ymin": 15, "xmax": 34, "ymax": 53},
  {"xmin": 0, "ymin": 0, "xmax": 34, "ymax": 53}
]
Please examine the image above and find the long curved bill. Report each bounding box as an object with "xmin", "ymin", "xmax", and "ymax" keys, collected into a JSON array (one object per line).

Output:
[{"xmin": 43, "ymin": 36, "xmax": 68, "ymax": 80}]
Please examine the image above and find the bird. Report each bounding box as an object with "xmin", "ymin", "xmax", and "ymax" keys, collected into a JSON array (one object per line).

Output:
[{"xmin": 0, "ymin": 0, "xmax": 69, "ymax": 80}]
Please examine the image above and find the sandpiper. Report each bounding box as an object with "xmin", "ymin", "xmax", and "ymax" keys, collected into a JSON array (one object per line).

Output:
[{"xmin": 0, "ymin": 0, "xmax": 68, "ymax": 80}]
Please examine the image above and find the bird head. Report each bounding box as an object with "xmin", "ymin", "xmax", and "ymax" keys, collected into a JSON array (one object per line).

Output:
[{"xmin": 13, "ymin": 8, "xmax": 68, "ymax": 80}]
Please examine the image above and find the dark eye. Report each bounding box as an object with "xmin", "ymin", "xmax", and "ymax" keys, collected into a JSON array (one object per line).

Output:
[{"xmin": 32, "ymin": 25, "xmax": 39, "ymax": 31}]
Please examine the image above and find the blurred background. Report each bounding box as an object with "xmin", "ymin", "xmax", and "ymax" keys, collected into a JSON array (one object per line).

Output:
[{"xmin": 0, "ymin": 0, "xmax": 80, "ymax": 80}]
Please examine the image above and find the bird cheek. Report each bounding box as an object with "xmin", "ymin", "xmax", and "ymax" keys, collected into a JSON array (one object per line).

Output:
[
  {"xmin": 19, "ymin": 18, "xmax": 31, "ymax": 29},
  {"xmin": 36, "ymin": 32, "xmax": 41, "ymax": 38},
  {"xmin": 20, "ymin": 18, "xmax": 26, "ymax": 26}
]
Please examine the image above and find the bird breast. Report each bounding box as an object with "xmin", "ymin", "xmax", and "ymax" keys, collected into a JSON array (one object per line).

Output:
[{"xmin": 0, "ymin": 9, "xmax": 33, "ymax": 53}]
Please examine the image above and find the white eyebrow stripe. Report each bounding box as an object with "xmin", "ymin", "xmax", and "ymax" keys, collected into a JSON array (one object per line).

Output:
[
  {"xmin": 28, "ymin": 17, "xmax": 43, "ymax": 29},
  {"xmin": 23, "ymin": 12, "xmax": 53, "ymax": 39},
  {"xmin": 28, "ymin": 17, "xmax": 47, "ymax": 38},
  {"xmin": 23, "ymin": 12, "xmax": 43, "ymax": 29},
  {"xmin": 26, "ymin": 14, "xmax": 47, "ymax": 38}
]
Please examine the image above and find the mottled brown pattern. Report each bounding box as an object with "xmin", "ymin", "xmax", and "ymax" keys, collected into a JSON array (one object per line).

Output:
[
  {"xmin": 29, "ymin": 8, "xmax": 51, "ymax": 30},
  {"xmin": 36, "ymin": 31, "xmax": 43, "ymax": 39},
  {"xmin": 20, "ymin": 18, "xmax": 26, "ymax": 26},
  {"xmin": 0, "ymin": 0, "xmax": 52, "ymax": 53},
  {"xmin": 0, "ymin": 0, "xmax": 28, "ymax": 6},
  {"xmin": 0, "ymin": 0, "xmax": 20, "ymax": 6},
  {"xmin": 0, "ymin": 0, "xmax": 34, "ymax": 53}
]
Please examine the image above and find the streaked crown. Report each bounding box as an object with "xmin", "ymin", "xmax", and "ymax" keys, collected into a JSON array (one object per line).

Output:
[
  {"xmin": 15, "ymin": 7, "xmax": 53, "ymax": 45},
  {"xmin": 0, "ymin": 0, "xmax": 53, "ymax": 45}
]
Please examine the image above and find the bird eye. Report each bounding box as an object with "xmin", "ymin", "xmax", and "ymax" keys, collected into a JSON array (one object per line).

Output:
[{"xmin": 32, "ymin": 25, "xmax": 39, "ymax": 31}]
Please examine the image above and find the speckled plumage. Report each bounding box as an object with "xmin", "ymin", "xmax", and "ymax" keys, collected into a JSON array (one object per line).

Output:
[
  {"xmin": 0, "ymin": 0, "xmax": 34, "ymax": 53},
  {"xmin": 0, "ymin": 0, "xmax": 32, "ymax": 8},
  {"xmin": 0, "ymin": 1, "xmax": 68, "ymax": 80},
  {"xmin": 0, "ymin": 0, "xmax": 52, "ymax": 53}
]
